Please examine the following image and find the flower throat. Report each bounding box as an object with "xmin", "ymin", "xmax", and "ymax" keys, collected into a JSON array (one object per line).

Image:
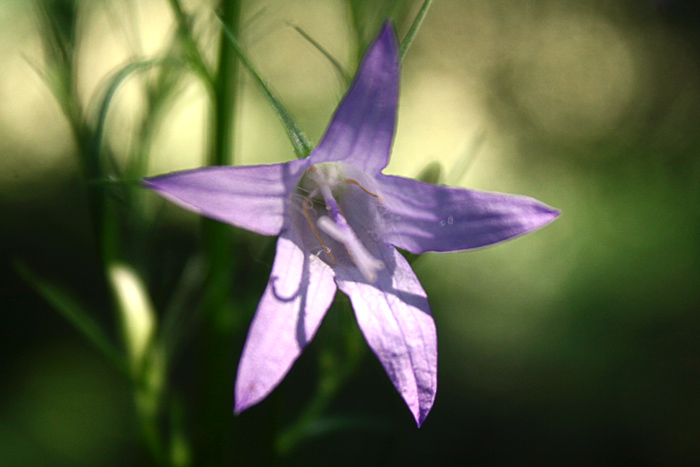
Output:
[{"xmin": 296, "ymin": 163, "xmax": 384, "ymax": 282}]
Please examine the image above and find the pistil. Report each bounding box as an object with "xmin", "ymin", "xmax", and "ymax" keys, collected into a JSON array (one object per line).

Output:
[{"xmin": 307, "ymin": 165, "xmax": 384, "ymax": 282}]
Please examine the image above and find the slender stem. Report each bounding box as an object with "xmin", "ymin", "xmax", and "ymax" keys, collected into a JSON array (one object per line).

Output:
[
  {"xmin": 196, "ymin": 1, "xmax": 242, "ymax": 465},
  {"xmin": 400, "ymin": 0, "xmax": 433, "ymax": 60},
  {"xmin": 210, "ymin": 3, "xmax": 238, "ymax": 167},
  {"xmin": 136, "ymin": 383, "xmax": 168, "ymax": 466}
]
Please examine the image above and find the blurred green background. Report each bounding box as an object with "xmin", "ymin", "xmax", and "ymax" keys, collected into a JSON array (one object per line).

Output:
[{"xmin": 2, "ymin": 0, "xmax": 700, "ymax": 465}]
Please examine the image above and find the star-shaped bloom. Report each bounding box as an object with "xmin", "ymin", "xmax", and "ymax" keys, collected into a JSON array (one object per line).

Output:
[{"xmin": 145, "ymin": 22, "xmax": 559, "ymax": 426}]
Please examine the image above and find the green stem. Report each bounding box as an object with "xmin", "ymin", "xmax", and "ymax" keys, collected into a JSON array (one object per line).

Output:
[
  {"xmin": 40, "ymin": 3, "xmax": 184, "ymax": 465},
  {"xmin": 210, "ymin": 4, "xmax": 238, "ymax": 167},
  {"xmin": 400, "ymin": 0, "xmax": 433, "ymax": 60},
  {"xmin": 195, "ymin": 1, "xmax": 242, "ymax": 465},
  {"xmin": 136, "ymin": 384, "xmax": 168, "ymax": 466}
]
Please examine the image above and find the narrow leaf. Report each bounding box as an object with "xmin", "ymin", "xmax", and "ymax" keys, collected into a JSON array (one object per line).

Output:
[
  {"xmin": 87, "ymin": 59, "xmax": 162, "ymax": 169},
  {"xmin": 159, "ymin": 255, "xmax": 206, "ymax": 362},
  {"xmin": 166, "ymin": 0, "xmax": 214, "ymax": 86},
  {"xmin": 290, "ymin": 24, "xmax": 351, "ymax": 86},
  {"xmin": 400, "ymin": 0, "xmax": 433, "ymax": 60},
  {"xmin": 218, "ymin": 18, "xmax": 313, "ymax": 159},
  {"xmin": 16, "ymin": 262, "xmax": 126, "ymax": 373}
]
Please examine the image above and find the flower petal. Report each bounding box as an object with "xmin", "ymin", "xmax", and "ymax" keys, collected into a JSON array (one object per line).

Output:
[
  {"xmin": 145, "ymin": 159, "xmax": 309, "ymax": 236},
  {"xmin": 335, "ymin": 247, "xmax": 437, "ymax": 426},
  {"xmin": 234, "ymin": 233, "xmax": 337, "ymax": 413},
  {"xmin": 378, "ymin": 175, "xmax": 561, "ymax": 254},
  {"xmin": 310, "ymin": 22, "xmax": 399, "ymax": 174}
]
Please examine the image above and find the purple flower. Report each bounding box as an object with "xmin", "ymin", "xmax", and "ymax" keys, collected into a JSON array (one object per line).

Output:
[{"xmin": 145, "ymin": 22, "xmax": 559, "ymax": 426}]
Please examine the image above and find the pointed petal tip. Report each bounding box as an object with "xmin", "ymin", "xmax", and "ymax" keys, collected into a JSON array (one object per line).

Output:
[
  {"xmin": 233, "ymin": 385, "xmax": 261, "ymax": 416},
  {"xmin": 143, "ymin": 175, "xmax": 190, "ymax": 201},
  {"xmin": 411, "ymin": 397, "xmax": 434, "ymax": 428},
  {"xmin": 141, "ymin": 175, "xmax": 160, "ymax": 190},
  {"xmin": 233, "ymin": 364, "xmax": 272, "ymax": 416},
  {"xmin": 141, "ymin": 172, "xmax": 183, "ymax": 194},
  {"xmin": 520, "ymin": 201, "xmax": 561, "ymax": 238},
  {"xmin": 400, "ymin": 392, "xmax": 435, "ymax": 429},
  {"xmin": 415, "ymin": 411, "xmax": 429, "ymax": 428},
  {"xmin": 233, "ymin": 400, "xmax": 248, "ymax": 416},
  {"xmin": 142, "ymin": 177, "xmax": 175, "ymax": 199},
  {"xmin": 378, "ymin": 20, "xmax": 399, "ymax": 56},
  {"xmin": 233, "ymin": 393, "xmax": 246, "ymax": 415},
  {"xmin": 309, "ymin": 18, "xmax": 400, "ymax": 173},
  {"xmin": 538, "ymin": 203, "xmax": 562, "ymax": 225},
  {"xmin": 379, "ymin": 19, "xmax": 396, "ymax": 38}
]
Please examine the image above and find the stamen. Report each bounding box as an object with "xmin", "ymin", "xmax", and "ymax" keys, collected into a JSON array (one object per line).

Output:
[
  {"xmin": 303, "ymin": 196, "xmax": 335, "ymax": 263},
  {"xmin": 344, "ymin": 178, "xmax": 382, "ymax": 202}
]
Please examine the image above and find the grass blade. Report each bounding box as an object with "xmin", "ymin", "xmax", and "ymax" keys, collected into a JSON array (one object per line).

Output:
[
  {"xmin": 16, "ymin": 262, "xmax": 126, "ymax": 373},
  {"xmin": 218, "ymin": 18, "xmax": 313, "ymax": 159},
  {"xmin": 400, "ymin": 0, "xmax": 433, "ymax": 60},
  {"xmin": 290, "ymin": 24, "xmax": 351, "ymax": 86}
]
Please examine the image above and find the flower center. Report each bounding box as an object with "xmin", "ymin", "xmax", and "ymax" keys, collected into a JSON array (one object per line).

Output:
[{"xmin": 294, "ymin": 163, "xmax": 384, "ymax": 282}]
